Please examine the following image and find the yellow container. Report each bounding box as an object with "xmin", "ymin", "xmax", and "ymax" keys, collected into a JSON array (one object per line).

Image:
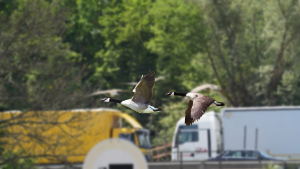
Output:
[{"xmin": 1, "ymin": 108, "xmax": 152, "ymax": 163}]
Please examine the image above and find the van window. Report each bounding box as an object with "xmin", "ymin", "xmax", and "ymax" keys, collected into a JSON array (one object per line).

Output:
[{"xmin": 175, "ymin": 125, "xmax": 198, "ymax": 145}]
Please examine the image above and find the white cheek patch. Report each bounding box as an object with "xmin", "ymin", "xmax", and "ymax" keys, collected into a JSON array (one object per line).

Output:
[
  {"xmin": 186, "ymin": 93, "xmax": 192, "ymax": 98},
  {"xmin": 171, "ymin": 92, "xmax": 175, "ymax": 96},
  {"xmin": 105, "ymin": 98, "xmax": 110, "ymax": 102},
  {"xmin": 186, "ymin": 93, "xmax": 195, "ymax": 100}
]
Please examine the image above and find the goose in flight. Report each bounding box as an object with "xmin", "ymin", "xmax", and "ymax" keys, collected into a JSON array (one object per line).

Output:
[
  {"xmin": 189, "ymin": 83, "xmax": 219, "ymax": 93},
  {"xmin": 165, "ymin": 91, "xmax": 224, "ymax": 126},
  {"xmin": 101, "ymin": 70, "xmax": 161, "ymax": 113},
  {"xmin": 120, "ymin": 75, "xmax": 169, "ymax": 86},
  {"xmin": 88, "ymin": 89, "xmax": 128, "ymax": 97},
  {"xmin": 183, "ymin": 83, "xmax": 220, "ymax": 101}
]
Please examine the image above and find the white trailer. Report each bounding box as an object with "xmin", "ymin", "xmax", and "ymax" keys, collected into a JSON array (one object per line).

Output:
[{"xmin": 222, "ymin": 106, "xmax": 300, "ymax": 159}]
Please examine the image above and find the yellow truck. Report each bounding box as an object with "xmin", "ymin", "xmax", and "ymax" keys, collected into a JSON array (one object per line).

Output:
[{"xmin": 1, "ymin": 108, "xmax": 152, "ymax": 163}]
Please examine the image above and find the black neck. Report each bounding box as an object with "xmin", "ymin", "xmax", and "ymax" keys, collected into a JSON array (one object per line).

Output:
[
  {"xmin": 110, "ymin": 98, "xmax": 122, "ymax": 103},
  {"xmin": 174, "ymin": 92, "xmax": 187, "ymax": 97}
]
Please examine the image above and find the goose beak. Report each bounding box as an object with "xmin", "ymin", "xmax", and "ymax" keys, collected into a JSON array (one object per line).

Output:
[{"xmin": 101, "ymin": 97, "xmax": 107, "ymax": 101}]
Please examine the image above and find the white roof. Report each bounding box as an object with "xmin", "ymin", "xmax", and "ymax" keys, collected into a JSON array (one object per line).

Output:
[{"xmin": 223, "ymin": 106, "xmax": 300, "ymax": 112}]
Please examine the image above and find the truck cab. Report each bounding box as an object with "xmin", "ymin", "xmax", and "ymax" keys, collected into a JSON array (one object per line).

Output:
[{"xmin": 171, "ymin": 111, "xmax": 222, "ymax": 161}]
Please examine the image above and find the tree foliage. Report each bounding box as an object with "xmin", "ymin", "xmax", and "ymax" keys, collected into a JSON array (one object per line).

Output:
[
  {"xmin": 197, "ymin": 0, "xmax": 300, "ymax": 106},
  {"xmin": 0, "ymin": 0, "xmax": 97, "ymax": 166}
]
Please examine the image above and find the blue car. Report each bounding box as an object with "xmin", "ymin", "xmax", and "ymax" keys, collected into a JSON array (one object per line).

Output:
[{"xmin": 207, "ymin": 150, "xmax": 283, "ymax": 161}]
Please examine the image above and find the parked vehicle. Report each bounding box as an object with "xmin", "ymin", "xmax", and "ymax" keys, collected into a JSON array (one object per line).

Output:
[
  {"xmin": 207, "ymin": 150, "xmax": 283, "ymax": 161},
  {"xmin": 1, "ymin": 108, "xmax": 152, "ymax": 163},
  {"xmin": 172, "ymin": 106, "xmax": 300, "ymax": 161}
]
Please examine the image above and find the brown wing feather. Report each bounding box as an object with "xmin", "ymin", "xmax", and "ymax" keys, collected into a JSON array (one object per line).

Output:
[
  {"xmin": 191, "ymin": 95, "xmax": 215, "ymax": 121},
  {"xmin": 132, "ymin": 70, "xmax": 155, "ymax": 103},
  {"xmin": 185, "ymin": 100, "xmax": 195, "ymax": 126}
]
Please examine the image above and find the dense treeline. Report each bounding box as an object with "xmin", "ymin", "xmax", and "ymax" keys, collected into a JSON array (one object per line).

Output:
[{"xmin": 1, "ymin": 0, "xmax": 300, "ymax": 165}]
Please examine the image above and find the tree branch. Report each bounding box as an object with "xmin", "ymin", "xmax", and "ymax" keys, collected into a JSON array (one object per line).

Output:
[{"xmin": 205, "ymin": 44, "xmax": 236, "ymax": 106}]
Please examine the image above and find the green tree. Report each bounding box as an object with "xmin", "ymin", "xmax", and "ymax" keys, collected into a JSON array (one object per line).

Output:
[
  {"xmin": 63, "ymin": 0, "xmax": 109, "ymax": 85},
  {"xmin": 195, "ymin": 0, "xmax": 300, "ymax": 106},
  {"xmin": 93, "ymin": 0, "xmax": 211, "ymax": 145},
  {"xmin": 0, "ymin": 0, "xmax": 97, "ymax": 166},
  {"xmin": 0, "ymin": 0, "xmax": 93, "ymax": 111},
  {"xmin": 90, "ymin": 0, "xmax": 157, "ymax": 127},
  {"xmin": 1, "ymin": 151, "xmax": 37, "ymax": 169},
  {"xmin": 146, "ymin": 0, "xmax": 214, "ymax": 145}
]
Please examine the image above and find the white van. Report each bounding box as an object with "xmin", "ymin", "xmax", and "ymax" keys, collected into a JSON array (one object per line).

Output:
[{"xmin": 171, "ymin": 111, "xmax": 222, "ymax": 161}]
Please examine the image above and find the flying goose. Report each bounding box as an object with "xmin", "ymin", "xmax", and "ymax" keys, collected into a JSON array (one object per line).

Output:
[
  {"xmin": 120, "ymin": 75, "xmax": 169, "ymax": 86},
  {"xmin": 165, "ymin": 91, "xmax": 224, "ymax": 126},
  {"xmin": 189, "ymin": 83, "xmax": 219, "ymax": 93},
  {"xmin": 183, "ymin": 84, "xmax": 220, "ymax": 101},
  {"xmin": 101, "ymin": 70, "xmax": 161, "ymax": 113},
  {"xmin": 88, "ymin": 89, "xmax": 127, "ymax": 97}
]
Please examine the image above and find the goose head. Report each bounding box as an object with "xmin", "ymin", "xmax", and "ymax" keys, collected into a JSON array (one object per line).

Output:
[
  {"xmin": 101, "ymin": 97, "xmax": 110, "ymax": 102},
  {"xmin": 165, "ymin": 91, "xmax": 175, "ymax": 96}
]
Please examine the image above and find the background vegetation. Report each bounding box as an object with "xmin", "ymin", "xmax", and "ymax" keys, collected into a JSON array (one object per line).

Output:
[{"xmin": 1, "ymin": 0, "xmax": 300, "ymax": 166}]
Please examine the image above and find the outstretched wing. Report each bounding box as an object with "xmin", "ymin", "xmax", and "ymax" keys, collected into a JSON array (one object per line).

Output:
[
  {"xmin": 132, "ymin": 70, "xmax": 155, "ymax": 104},
  {"xmin": 191, "ymin": 95, "xmax": 215, "ymax": 120},
  {"xmin": 185, "ymin": 100, "xmax": 195, "ymax": 126}
]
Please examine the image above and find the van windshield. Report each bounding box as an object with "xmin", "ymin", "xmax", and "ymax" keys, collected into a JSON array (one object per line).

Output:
[
  {"xmin": 136, "ymin": 130, "xmax": 151, "ymax": 149},
  {"xmin": 175, "ymin": 125, "xmax": 198, "ymax": 145}
]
